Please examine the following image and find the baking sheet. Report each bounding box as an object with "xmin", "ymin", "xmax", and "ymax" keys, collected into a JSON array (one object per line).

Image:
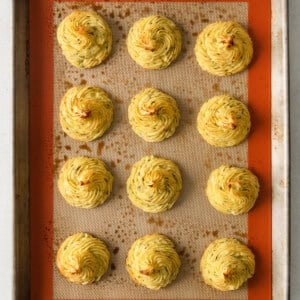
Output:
[
  {"xmin": 53, "ymin": 2, "xmax": 249, "ymax": 299},
  {"xmin": 28, "ymin": 0, "xmax": 278, "ymax": 300}
]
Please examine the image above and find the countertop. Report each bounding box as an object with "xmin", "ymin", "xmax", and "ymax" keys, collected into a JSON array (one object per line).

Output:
[{"xmin": 0, "ymin": 0, "xmax": 299, "ymax": 299}]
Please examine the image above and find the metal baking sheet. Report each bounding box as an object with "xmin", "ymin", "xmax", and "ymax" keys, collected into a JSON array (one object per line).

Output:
[{"xmin": 9, "ymin": 0, "xmax": 289, "ymax": 299}]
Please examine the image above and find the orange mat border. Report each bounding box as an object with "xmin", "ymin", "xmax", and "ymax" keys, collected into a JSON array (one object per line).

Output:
[{"xmin": 29, "ymin": 0, "xmax": 271, "ymax": 299}]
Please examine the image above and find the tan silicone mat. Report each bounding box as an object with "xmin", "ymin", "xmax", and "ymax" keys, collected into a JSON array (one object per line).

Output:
[{"xmin": 53, "ymin": 2, "xmax": 249, "ymax": 299}]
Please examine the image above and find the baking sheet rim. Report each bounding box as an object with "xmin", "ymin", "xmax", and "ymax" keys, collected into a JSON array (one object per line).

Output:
[
  {"xmin": 9, "ymin": 0, "xmax": 290, "ymax": 299},
  {"xmin": 271, "ymin": 0, "xmax": 289, "ymax": 299}
]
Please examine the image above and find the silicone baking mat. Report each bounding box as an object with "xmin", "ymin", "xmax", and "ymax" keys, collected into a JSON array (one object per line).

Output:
[{"xmin": 30, "ymin": 1, "xmax": 271, "ymax": 299}]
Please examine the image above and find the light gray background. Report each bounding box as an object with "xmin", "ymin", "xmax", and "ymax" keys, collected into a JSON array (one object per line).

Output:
[
  {"xmin": 0, "ymin": 0, "xmax": 298, "ymax": 299},
  {"xmin": 289, "ymin": 0, "xmax": 300, "ymax": 299}
]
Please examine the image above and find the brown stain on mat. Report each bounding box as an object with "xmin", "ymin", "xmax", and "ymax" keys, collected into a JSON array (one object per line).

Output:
[
  {"xmin": 142, "ymin": 6, "xmax": 151, "ymax": 14},
  {"xmin": 179, "ymin": 247, "xmax": 186, "ymax": 256},
  {"xmin": 226, "ymin": 153, "xmax": 232, "ymax": 160},
  {"xmin": 204, "ymin": 160, "xmax": 211, "ymax": 169},
  {"xmin": 79, "ymin": 143, "xmax": 92, "ymax": 153},
  {"xmin": 118, "ymin": 8, "xmax": 130, "ymax": 19},
  {"xmin": 55, "ymin": 135, "xmax": 62, "ymax": 150},
  {"xmin": 91, "ymin": 4, "xmax": 102, "ymax": 13},
  {"xmin": 212, "ymin": 230, "xmax": 219, "ymax": 237},
  {"xmin": 67, "ymin": 4, "xmax": 79, "ymax": 10},
  {"xmin": 64, "ymin": 145, "xmax": 71, "ymax": 150},
  {"xmin": 113, "ymin": 247, "xmax": 119, "ymax": 255},
  {"xmin": 212, "ymin": 83, "xmax": 220, "ymax": 92},
  {"xmin": 147, "ymin": 216, "xmax": 164, "ymax": 227},
  {"xmin": 64, "ymin": 81, "xmax": 73, "ymax": 89},
  {"xmin": 110, "ymin": 161, "xmax": 116, "ymax": 168},
  {"xmin": 234, "ymin": 231, "xmax": 247, "ymax": 238},
  {"xmin": 54, "ymin": 158, "xmax": 63, "ymax": 174},
  {"xmin": 97, "ymin": 141, "xmax": 105, "ymax": 156},
  {"xmin": 54, "ymin": 135, "xmax": 63, "ymax": 174},
  {"xmin": 114, "ymin": 97, "xmax": 124, "ymax": 104}
]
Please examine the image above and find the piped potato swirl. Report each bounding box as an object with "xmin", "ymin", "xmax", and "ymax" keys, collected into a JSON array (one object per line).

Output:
[
  {"xmin": 60, "ymin": 86, "xmax": 113, "ymax": 142},
  {"xmin": 194, "ymin": 21, "xmax": 253, "ymax": 76},
  {"xmin": 58, "ymin": 156, "xmax": 113, "ymax": 209},
  {"xmin": 206, "ymin": 165, "xmax": 259, "ymax": 215},
  {"xmin": 127, "ymin": 15, "xmax": 182, "ymax": 69},
  {"xmin": 126, "ymin": 234, "xmax": 181, "ymax": 290},
  {"xmin": 197, "ymin": 95, "xmax": 251, "ymax": 147},
  {"xmin": 127, "ymin": 156, "xmax": 182, "ymax": 213},
  {"xmin": 57, "ymin": 10, "xmax": 112, "ymax": 68},
  {"xmin": 200, "ymin": 238, "xmax": 255, "ymax": 291},
  {"xmin": 128, "ymin": 87, "xmax": 180, "ymax": 142},
  {"xmin": 56, "ymin": 232, "xmax": 110, "ymax": 285}
]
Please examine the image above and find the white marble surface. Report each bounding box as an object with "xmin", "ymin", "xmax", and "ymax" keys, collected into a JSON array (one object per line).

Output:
[
  {"xmin": 0, "ymin": 0, "xmax": 14, "ymax": 300},
  {"xmin": 289, "ymin": 0, "xmax": 300, "ymax": 299}
]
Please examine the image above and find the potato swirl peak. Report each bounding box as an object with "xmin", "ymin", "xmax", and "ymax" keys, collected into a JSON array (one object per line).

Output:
[
  {"xmin": 126, "ymin": 234, "xmax": 181, "ymax": 290},
  {"xmin": 197, "ymin": 95, "xmax": 251, "ymax": 147},
  {"xmin": 58, "ymin": 156, "xmax": 113, "ymax": 209},
  {"xmin": 57, "ymin": 10, "xmax": 112, "ymax": 68},
  {"xmin": 127, "ymin": 156, "xmax": 182, "ymax": 213},
  {"xmin": 60, "ymin": 86, "xmax": 113, "ymax": 142},
  {"xmin": 206, "ymin": 165, "xmax": 260, "ymax": 215},
  {"xmin": 200, "ymin": 238, "xmax": 255, "ymax": 291},
  {"xmin": 194, "ymin": 21, "xmax": 253, "ymax": 76},
  {"xmin": 127, "ymin": 15, "xmax": 182, "ymax": 69},
  {"xmin": 128, "ymin": 87, "xmax": 180, "ymax": 142},
  {"xmin": 56, "ymin": 232, "xmax": 110, "ymax": 285}
]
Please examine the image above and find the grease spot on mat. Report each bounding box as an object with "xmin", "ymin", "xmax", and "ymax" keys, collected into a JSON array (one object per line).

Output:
[{"xmin": 97, "ymin": 141, "xmax": 105, "ymax": 156}]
